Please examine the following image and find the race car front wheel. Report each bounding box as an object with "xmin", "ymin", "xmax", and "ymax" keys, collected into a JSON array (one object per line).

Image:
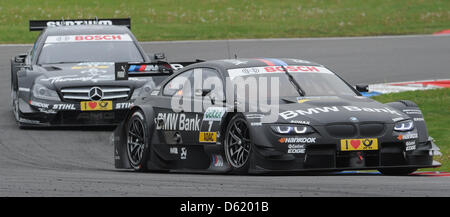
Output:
[
  {"xmin": 224, "ymin": 114, "xmax": 253, "ymax": 174},
  {"xmin": 126, "ymin": 110, "xmax": 150, "ymax": 171}
]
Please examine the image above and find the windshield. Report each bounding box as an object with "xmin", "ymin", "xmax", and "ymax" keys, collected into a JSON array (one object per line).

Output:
[
  {"xmin": 228, "ymin": 65, "xmax": 357, "ymax": 99},
  {"xmin": 37, "ymin": 34, "xmax": 144, "ymax": 64}
]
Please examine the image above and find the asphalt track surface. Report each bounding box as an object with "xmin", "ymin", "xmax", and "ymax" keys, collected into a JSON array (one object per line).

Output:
[{"xmin": 0, "ymin": 35, "xmax": 449, "ymax": 196}]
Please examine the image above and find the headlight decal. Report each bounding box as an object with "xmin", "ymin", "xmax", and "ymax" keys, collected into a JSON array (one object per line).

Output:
[
  {"xmin": 131, "ymin": 84, "xmax": 154, "ymax": 99},
  {"xmin": 271, "ymin": 125, "xmax": 314, "ymax": 134},
  {"xmin": 32, "ymin": 83, "xmax": 60, "ymax": 101},
  {"xmin": 274, "ymin": 126, "xmax": 294, "ymax": 134},
  {"xmin": 394, "ymin": 120, "xmax": 414, "ymax": 131},
  {"xmin": 131, "ymin": 87, "xmax": 143, "ymax": 99},
  {"xmin": 294, "ymin": 126, "xmax": 308, "ymax": 134}
]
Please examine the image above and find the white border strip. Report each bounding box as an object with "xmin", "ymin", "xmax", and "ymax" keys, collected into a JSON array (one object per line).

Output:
[
  {"xmin": 140, "ymin": 34, "xmax": 450, "ymax": 45},
  {"xmin": 0, "ymin": 44, "xmax": 32, "ymax": 47},
  {"xmin": 1, "ymin": 33, "xmax": 449, "ymax": 47}
]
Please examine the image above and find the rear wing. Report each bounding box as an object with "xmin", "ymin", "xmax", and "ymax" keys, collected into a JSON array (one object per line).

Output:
[
  {"xmin": 29, "ymin": 18, "xmax": 131, "ymax": 31},
  {"xmin": 114, "ymin": 60, "xmax": 203, "ymax": 80}
]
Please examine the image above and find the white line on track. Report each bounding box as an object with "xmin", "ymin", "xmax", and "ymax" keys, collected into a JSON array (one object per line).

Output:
[
  {"xmin": 1, "ymin": 33, "xmax": 449, "ymax": 47},
  {"xmin": 140, "ymin": 33, "xmax": 450, "ymax": 44},
  {"xmin": 0, "ymin": 43, "xmax": 32, "ymax": 47}
]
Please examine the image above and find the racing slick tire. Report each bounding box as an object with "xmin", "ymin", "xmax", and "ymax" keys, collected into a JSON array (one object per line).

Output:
[
  {"xmin": 378, "ymin": 168, "xmax": 417, "ymax": 176},
  {"xmin": 224, "ymin": 114, "xmax": 253, "ymax": 174},
  {"xmin": 126, "ymin": 109, "xmax": 151, "ymax": 172}
]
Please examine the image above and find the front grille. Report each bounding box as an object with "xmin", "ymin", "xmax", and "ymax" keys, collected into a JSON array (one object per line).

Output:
[
  {"xmin": 360, "ymin": 123, "xmax": 385, "ymax": 137},
  {"xmin": 60, "ymin": 86, "xmax": 131, "ymax": 102},
  {"xmin": 325, "ymin": 124, "xmax": 357, "ymax": 138},
  {"xmin": 325, "ymin": 123, "xmax": 386, "ymax": 138}
]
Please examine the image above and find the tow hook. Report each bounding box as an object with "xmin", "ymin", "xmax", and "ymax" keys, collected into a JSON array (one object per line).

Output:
[{"xmin": 357, "ymin": 152, "xmax": 364, "ymax": 162}]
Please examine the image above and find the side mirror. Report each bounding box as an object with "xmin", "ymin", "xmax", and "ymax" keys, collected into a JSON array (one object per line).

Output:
[
  {"xmin": 195, "ymin": 88, "xmax": 216, "ymax": 105},
  {"xmin": 146, "ymin": 53, "xmax": 166, "ymax": 61},
  {"xmin": 14, "ymin": 55, "xmax": 26, "ymax": 64},
  {"xmin": 154, "ymin": 53, "xmax": 165, "ymax": 60},
  {"xmin": 355, "ymin": 84, "xmax": 369, "ymax": 92},
  {"xmin": 156, "ymin": 61, "xmax": 174, "ymax": 74},
  {"xmin": 194, "ymin": 88, "xmax": 212, "ymax": 97}
]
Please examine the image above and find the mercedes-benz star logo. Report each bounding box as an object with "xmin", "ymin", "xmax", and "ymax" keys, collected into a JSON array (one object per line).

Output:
[{"xmin": 89, "ymin": 87, "xmax": 103, "ymax": 101}]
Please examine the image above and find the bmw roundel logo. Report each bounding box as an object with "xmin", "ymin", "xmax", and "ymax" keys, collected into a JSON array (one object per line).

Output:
[
  {"xmin": 89, "ymin": 87, "xmax": 103, "ymax": 101},
  {"xmin": 349, "ymin": 117, "xmax": 359, "ymax": 122}
]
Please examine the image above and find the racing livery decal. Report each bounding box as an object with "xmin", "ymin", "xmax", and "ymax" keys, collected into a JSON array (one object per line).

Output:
[
  {"xmin": 156, "ymin": 113, "xmax": 200, "ymax": 131},
  {"xmin": 112, "ymin": 58, "xmax": 440, "ymax": 175}
]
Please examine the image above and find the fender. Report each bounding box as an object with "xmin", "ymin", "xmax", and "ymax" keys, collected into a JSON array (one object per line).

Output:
[
  {"xmin": 385, "ymin": 100, "xmax": 428, "ymax": 144},
  {"xmin": 11, "ymin": 58, "xmax": 19, "ymax": 91},
  {"xmin": 202, "ymin": 108, "xmax": 232, "ymax": 155},
  {"xmin": 133, "ymin": 104, "xmax": 170, "ymax": 171},
  {"xmin": 17, "ymin": 70, "xmax": 46, "ymax": 104},
  {"xmin": 113, "ymin": 104, "xmax": 156, "ymax": 169}
]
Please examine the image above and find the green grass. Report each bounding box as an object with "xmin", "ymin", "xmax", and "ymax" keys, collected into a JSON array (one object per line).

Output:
[
  {"xmin": 372, "ymin": 88, "xmax": 450, "ymax": 171},
  {"xmin": 0, "ymin": 0, "xmax": 449, "ymax": 43}
]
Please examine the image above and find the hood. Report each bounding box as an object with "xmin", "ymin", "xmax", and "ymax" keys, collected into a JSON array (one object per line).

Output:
[
  {"xmin": 34, "ymin": 62, "xmax": 150, "ymax": 89},
  {"xmin": 255, "ymin": 95, "xmax": 409, "ymax": 125}
]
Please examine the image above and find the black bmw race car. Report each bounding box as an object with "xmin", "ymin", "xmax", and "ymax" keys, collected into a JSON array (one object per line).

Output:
[
  {"xmin": 112, "ymin": 58, "xmax": 441, "ymax": 175},
  {"xmin": 11, "ymin": 18, "xmax": 181, "ymax": 127}
]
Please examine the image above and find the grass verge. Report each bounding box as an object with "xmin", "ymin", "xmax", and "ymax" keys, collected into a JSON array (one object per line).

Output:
[
  {"xmin": 0, "ymin": 0, "xmax": 449, "ymax": 43},
  {"xmin": 372, "ymin": 88, "xmax": 450, "ymax": 171}
]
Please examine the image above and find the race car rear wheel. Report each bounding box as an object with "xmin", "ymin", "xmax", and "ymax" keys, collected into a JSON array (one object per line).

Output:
[
  {"xmin": 126, "ymin": 110, "xmax": 150, "ymax": 171},
  {"xmin": 224, "ymin": 114, "xmax": 253, "ymax": 174},
  {"xmin": 378, "ymin": 168, "xmax": 417, "ymax": 176}
]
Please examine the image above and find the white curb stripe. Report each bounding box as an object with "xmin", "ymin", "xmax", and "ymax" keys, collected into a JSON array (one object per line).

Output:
[{"xmin": 1, "ymin": 33, "xmax": 449, "ymax": 47}]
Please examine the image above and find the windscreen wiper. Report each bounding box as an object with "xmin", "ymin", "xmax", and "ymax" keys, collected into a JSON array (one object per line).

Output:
[{"xmin": 280, "ymin": 65, "xmax": 305, "ymax": 96}]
